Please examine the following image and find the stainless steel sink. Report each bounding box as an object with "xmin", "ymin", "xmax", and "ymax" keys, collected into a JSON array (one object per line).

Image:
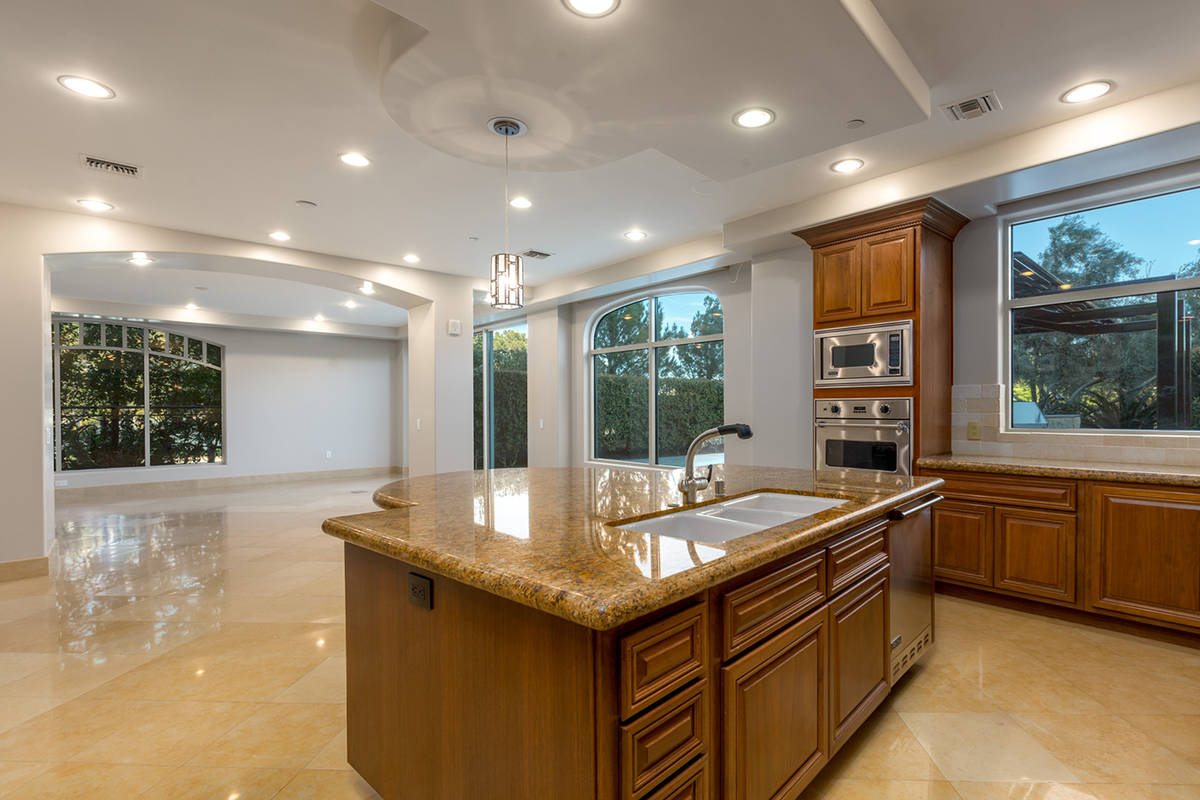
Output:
[{"xmin": 617, "ymin": 491, "xmax": 847, "ymax": 544}]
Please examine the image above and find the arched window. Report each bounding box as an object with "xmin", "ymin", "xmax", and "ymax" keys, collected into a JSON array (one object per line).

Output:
[
  {"xmin": 52, "ymin": 316, "xmax": 224, "ymax": 470},
  {"xmin": 589, "ymin": 291, "xmax": 724, "ymax": 466}
]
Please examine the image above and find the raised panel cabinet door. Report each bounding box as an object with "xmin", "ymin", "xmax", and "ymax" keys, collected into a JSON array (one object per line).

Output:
[
  {"xmin": 860, "ymin": 227, "xmax": 914, "ymax": 318},
  {"xmin": 1088, "ymin": 484, "xmax": 1200, "ymax": 629},
  {"xmin": 994, "ymin": 507, "xmax": 1076, "ymax": 603},
  {"xmin": 932, "ymin": 500, "xmax": 994, "ymax": 586},
  {"xmin": 813, "ymin": 241, "xmax": 861, "ymax": 323},
  {"xmin": 828, "ymin": 565, "xmax": 890, "ymax": 755},
  {"xmin": 722, "ymin": 606, "xmax": 827, "ymax": 800}
]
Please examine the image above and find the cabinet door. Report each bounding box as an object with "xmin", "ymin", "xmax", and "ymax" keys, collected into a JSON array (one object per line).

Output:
[
  {"xmin": 722, "ymin": 606, "xmax": 827, "ymax": 800},
  {"xmin": 1088, "ymin": 483, "xmax": 1200, "ymax": 629},
  {"xmin": 828, "ymin": 566, "xmax": 890, "ymax": 755},
  {"xmin": 813, "ymin": 241, "xmax": 861, "ymax": 323},
  {"xmin": 994, "ymin": 507, "xmax": 1076, "ymax": 603},
  {"xmin": 860, "ymin": 228, "xmax": 914, "ymax": 318},
  {"xmin": 932, "ymin": 500, "xmax": 993, "ymax": 586}
]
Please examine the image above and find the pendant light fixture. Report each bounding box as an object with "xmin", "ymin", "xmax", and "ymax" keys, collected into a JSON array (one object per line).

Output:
[{"xmin": 488, "ymin": 117, "xmax": 526, "ymax": 310}]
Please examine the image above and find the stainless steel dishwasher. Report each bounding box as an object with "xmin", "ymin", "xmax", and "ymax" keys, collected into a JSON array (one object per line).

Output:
[{"xmin": 887, "ymin": 494, "xmax": 940, "ymax": 683}]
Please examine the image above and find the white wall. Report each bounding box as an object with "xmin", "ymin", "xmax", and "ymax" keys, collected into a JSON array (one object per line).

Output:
[
  {"xmin": 53, "ymin": 323, "xmax": 402, "ymax": 487},
  {"xmin": 526, "ymin": 306, "xmax": 572, "ymax": 467}
]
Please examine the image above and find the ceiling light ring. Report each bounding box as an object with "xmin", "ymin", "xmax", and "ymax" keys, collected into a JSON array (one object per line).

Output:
[
  {"xmin": 562, "ymin": 0, "xmax": 619, "ymax": 18},
  {"xmin": 1060, "ymin": 80, "xmax": 1114, "ymax": 104},
  {"xmin": 57, "ymin": 75, "xmax": 115, "ymax": 99},
  {"xmin": 732, "ymin": 107, "xmax": 776, "ymax": 129}
]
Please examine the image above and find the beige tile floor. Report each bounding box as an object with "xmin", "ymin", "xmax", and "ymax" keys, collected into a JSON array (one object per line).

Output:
[{"xmin": 0, "ymin": 477, "xmax": 1197, "ymax": 798}]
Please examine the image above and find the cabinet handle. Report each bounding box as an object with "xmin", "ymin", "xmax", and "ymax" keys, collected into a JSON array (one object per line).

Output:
[{"xmin": 888, "ymin": 494, "xmax": 942, "ymax": 520}]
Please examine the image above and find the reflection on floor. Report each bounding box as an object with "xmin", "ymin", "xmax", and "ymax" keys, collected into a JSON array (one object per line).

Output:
[{"xmin": 0, "ymin": 478, "xmax": 1197, "ymax": 798}]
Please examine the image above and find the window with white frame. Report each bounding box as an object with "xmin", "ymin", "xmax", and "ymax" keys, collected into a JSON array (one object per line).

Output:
[
  {"xmin": 52, "ymin": 316, "xmax": 225, "ymax": 470},
  {"xmin": 1006, "ymin": 185, "xmax": 1200, "ymax": 431},
  {"xmin": 589, "ymin": 291, "xmax": 725, "ymax": 465}
]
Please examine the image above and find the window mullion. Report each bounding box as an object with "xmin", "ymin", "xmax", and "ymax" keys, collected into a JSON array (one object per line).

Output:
[{"xmin": 143, "ymin": 348, "xmax": 150, "ymax": 468}]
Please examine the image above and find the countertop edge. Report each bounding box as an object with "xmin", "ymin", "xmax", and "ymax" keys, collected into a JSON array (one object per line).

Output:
[
  {"xmin": 916, "ymin": 454, "xmax": 1200, "ymax": 488},
  {"xmin": 323, "ymin": 478, "xmax": 944, "ymax": 631}
]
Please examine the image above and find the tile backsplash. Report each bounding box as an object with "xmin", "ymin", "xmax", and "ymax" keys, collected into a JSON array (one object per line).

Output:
[{"xmin": 950, "ymin": 384, "xmax": 1200, "ymax": 466}]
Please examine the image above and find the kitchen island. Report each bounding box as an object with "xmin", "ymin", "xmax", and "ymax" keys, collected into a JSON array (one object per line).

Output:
[{"xmin": 323, "ymin": 465, "xmax": 943, "ymax": 800}]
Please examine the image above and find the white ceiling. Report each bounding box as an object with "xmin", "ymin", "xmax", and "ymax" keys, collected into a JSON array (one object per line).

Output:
[
  {"xmin": 49, "ymin": 253, "xmax": 408, "ymax": 327},
  {"xmin": 3, "ymin": 0, "xmax": 1200, "ymax": 290}
]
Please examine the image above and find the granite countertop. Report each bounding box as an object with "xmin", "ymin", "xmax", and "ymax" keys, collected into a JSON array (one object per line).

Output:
[
  {"xmin": 321, "ymin": 465, "xmax": 943, "ymax": 630},
  {"xmin": 917, "ymin": 453, "xmax": 1200, "ymax": 488}
]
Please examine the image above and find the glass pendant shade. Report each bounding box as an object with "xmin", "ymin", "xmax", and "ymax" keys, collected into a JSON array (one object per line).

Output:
[{"xmin": 490, "ymin": 252, "xmax": 525, "ymax": 310}]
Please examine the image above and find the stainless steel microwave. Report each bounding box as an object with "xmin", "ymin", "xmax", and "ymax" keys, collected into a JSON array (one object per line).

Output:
[{"xmin": 815, "ymin": 320, "xmax": 913, "ymax": 388}]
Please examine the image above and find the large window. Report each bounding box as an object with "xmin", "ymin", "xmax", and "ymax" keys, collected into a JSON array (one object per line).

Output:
[
  {"xmin": 53, "ymin": 316, "xmax": 224, "ymax": 470},
  {"xmin": 590, "ymin": 291, "xmax": 725, "ymax": 466},
  {"xmin": 1007, "ymin": 186, "xmax": 1200, "ymax": 431},
  {"xmin": 474, "ymin": 323, "xmax": 528, "ymax": 469}
]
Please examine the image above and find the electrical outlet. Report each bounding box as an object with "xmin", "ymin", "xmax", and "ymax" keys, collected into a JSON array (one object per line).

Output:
[
  {"xmin": 538, "ymin": 418, "xmax": 544, "ymax": 430},
  {"xmin": 407, "ymin": 572, "xmax": 433, "ymax": 610},
  {"xmin": 967, "ymin": 421, "xmax": 982, "ymax": 441},
  {"xmin": 325, "ymin": 450, "xmax": 333, "ymax": 459},
  {"xmin": 416, "ymin": 417, "xmax": 423, "ymax": 431}
]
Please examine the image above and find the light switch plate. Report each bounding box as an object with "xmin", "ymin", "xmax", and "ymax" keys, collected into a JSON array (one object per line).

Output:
[
  {"xmin": 446, "ymin": 319, "xmax": 462, "ymax": 336},
  {"xmin": 967, "ymin": 421, "xmax": 982, "ymax": 440}
]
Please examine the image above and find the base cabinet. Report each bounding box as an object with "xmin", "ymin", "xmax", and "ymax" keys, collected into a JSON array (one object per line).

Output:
[
  {"xmin": 1088, "ymin": 483, "xmax": 1200, "ymax": 629},
  {"xmin": 828, "ymin": 566, "xmax": 890, "ymax": 755},
  {"xmin": 722, "ymin": 607, "xmax": 828, "ymax": 800},
  {"xmin": 994, "ymin": 508, "xmax": 1076, "ymax": 603},
  {"xmin": 932, "ymin": 500, "xmax": 993, "ymax": 587}
]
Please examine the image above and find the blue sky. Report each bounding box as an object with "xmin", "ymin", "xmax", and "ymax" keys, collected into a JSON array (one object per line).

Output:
[{"xmin": 1012, "ymin": 185, "xmax": 1200, "ymax": 279}]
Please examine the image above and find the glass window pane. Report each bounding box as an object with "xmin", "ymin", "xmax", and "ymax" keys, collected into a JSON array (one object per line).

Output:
[
  {"xmin": 489, "ymin": 326, "xmax": 528, "ymax": 468},
  {"xmin": 473, "ymin": 332, "xmax": 485, "ymax": 470},
  {"xmin": 149, "ymin": 356, "xmax": 223, "ymax": 465},
  {"xmin": 81, "ymin": 322, "xmax": 102, "ymax": 347},
  {"xmin": 1011, "ymin": 291, "xmax": 1199, "ymax": 431},
  {"xmin": 187, "ymin": 338, "xmax": 203, "ymax": 361},
  {"xmin": 206, "ymin": 343, "xmax": 222, "ymax": 367},
  {"xmin": 593, "ymin": 300, "xmax": 649, "ymax": 349},
  {"xmin": 655, "ymin": 341, "xmax": 725, "ymax": 466},
  {"xmin": 168, "ymin": 333, "xmax": 185, "ymax": 357},
  {"xmin": 149, "ymin": 330, "xmax": 166, "ymax": 352},
  {"xmin": 58, "ymin": 350, "xmax": 145, "ymax": 470},
  {"xmin": 593, "ymin": 349, "xmax": 649, "ymax": 462},
  {"xmin": 1011, "ymin": 186, "xmax": 1200, "ymax": 299},
  {"xmin": 126, "ymin": 327, "xmax": 144, "ymax": 350},
  {"xmin": 655, "ymin": 293, "xmax": 723, "ymax": 341},
  {"xmin": 60, "ymin": 321, "xmax": 79, "ymax": 346},
  {"xmin": 105, "ymin": 324, "xmax": 123, "ymax": 348}
]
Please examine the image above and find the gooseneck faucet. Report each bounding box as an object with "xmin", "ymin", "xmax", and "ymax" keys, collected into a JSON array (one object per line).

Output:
[{"xmin": 678, "ymin": 423, "xmax": 754, "ymax": 504}]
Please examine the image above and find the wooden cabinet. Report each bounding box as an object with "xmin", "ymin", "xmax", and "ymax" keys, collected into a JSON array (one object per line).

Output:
[
  {"xmin": 860, "ymin": 228, "xmax": 914, "ymax": 317},
  {"xmin": 813, "ymin": 240, "xmax": 861, "ymax": 323},
  {"xmin": 1088, "ymin": 483, "xmax": 1200, "ymax": 630},
  {"xmin": 621, "ymin": 681, "xmax": 708, "ymax": 799},
  {"xmin": 828, "ymin": 566, "xmax": 890, "ymax": 755},
  {"xmin": 721, "ymin": 551, "xmax": 825, "ymax": 660},
  {"xmin": 621, "ymin": 604, "xmax": 708, "ymax": 718},
  {"xmin": 722, "ymin": 606, "xmax": 828, "ymax": 800},
  {"xmin": 994, "ymin": 508, "xmax": 1075, "ymax": 603},
  {"xmin": 932, "ymin": 499, "xmax": 993, "ymax": 587}
]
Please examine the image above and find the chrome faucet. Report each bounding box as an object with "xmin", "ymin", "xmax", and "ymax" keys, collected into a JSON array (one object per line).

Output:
[{"xmin": 678, "ymin": 423, "xmax": 753, "ymax": 504}]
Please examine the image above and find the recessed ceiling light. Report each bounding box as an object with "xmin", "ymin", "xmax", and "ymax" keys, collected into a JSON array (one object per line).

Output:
[
  {"xmin": 510, "ymin": 196, "xmax": 532, "ymax": 209},
  {"xmin": 339, "ymin": 152, "xmax": 370, "ymax": 167},
  {"xmin": 342, "ymin": 300, "xmax": 359, "ymax": 309},
  {"xmin": 127, "ymin": 252, "xmax": 153, "ymax": 266},
  {"xmin": 562, "ymin": 0, "xmax": 619, "ymax": 17},
  {"xmin": 185, "ymin": 303, "xmax": 199, "ymax": 311},
  {"xmin": 295, "ymin": 199, "xmax": 318, "ymax": 208},
  {"xmin": 1061, "ymin": 80, "xmax": 1113, "ymax": 104},
  {"xmin": 57, "ymin": 75, "xmax": 115, "ymax": 99},
  {"xmin": 830, "ymin": 158, "xmax": 865, "ymax": 174},
  {"xmin": 269, "ymin": 231, "xmax": 291, "ymax": 241},
  {"xmin": 359, "ymin": 281, "xmax": 376, "ymax": 296},
  {"xmin": 733, "ymin": 108, "xmax": 776, "ymax": 129},
  {"xmin": 77, "ymin": 198, "xmax": 114, "ymax": 212},
  {"xmin": 624, "ymin": 228, "xmax": 648, "ymax": 241},
  {"xmin": 403, "ymin": 253, "xmax": 421, "ymax": 264},
  {"xmin": 314, "ymin": 314, "xmax": 325, "ymax": 322},
  {"xmin": 1189, "ymin": 239, "xmax": 1200, "ymax": 246}
]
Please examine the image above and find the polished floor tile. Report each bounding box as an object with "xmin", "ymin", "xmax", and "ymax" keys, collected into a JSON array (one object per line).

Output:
[{"xmin": 0, "ymin": 476, "xmax": 1194, "ymax": 798}]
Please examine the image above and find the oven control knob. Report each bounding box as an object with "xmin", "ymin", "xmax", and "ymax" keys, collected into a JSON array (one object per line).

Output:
[
  {"xmin": 879, "ymin": 403, "xmax": 891, "ymax": 415},
  {"xmin": 829, "ymin": 404, "xmax": 841, "ymax": 415}
]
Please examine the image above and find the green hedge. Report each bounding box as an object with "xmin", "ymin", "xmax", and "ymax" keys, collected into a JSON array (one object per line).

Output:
[{"xmin": 594, "ymin": 374, "xmax": 723, "ymax": 463}]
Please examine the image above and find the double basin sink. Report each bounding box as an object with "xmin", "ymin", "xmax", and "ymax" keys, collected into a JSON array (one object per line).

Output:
[{"xmin": 618, "ymin": 491, "xmax": 847, "ymax": 544}]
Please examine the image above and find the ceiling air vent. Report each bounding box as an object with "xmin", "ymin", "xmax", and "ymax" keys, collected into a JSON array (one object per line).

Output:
[
  {"xmin": 80, "ymin": 154, "xmax": 141, "ymax": 178},
  {"xmin": 520, "ymin": 249, "xmax": 553, "ymax": 260},
  {"xmin": 940, "ymin": 91, "xmax": 1002, "ymax": 122}
]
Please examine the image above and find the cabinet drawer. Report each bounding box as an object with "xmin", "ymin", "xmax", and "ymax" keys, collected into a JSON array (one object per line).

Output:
[
  {"xmin": 621, "ymin": 680, "xmax": 708, "ymax": 800},
  {"xmin": 644, "ymin": 756, "xmax": 708, "ymax": 800},
  {"xmin": 928, "ymin": 471, "xmax": 1077, "ymax": 511},
  {"xmin": 722, "ymin": 551, "xmax": 826, "ymax": 659},
  {"xmin": 621, "ymin": 603, "xmax": 708, "ymax": 719},
  {"xmin": 828, "ymin": 521, "xmax": 889, "ymax": 595}
]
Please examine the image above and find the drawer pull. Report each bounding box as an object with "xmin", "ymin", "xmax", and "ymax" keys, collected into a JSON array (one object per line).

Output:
[{"xmin": 889, "ymin": 495, "xmax": 942, "ymax": 520}]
